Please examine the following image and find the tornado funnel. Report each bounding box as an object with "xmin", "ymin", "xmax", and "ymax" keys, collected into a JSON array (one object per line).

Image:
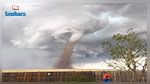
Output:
[{"xmin": 55, "ymin": 41, "xmax": 78, "ymax": 68}]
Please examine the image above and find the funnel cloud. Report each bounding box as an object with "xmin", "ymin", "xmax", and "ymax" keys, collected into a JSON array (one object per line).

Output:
[{"xmin": 56, "ymin": 41, "xmax": 78, "ymax": 68}]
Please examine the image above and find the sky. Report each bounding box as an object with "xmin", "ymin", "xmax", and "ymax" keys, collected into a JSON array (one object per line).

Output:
[{"xmin": 2, "ymin": 1, "xmax": 147, "ymax": 69}]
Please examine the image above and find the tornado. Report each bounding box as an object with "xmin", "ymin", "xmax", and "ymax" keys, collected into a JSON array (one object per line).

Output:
[
  {"xmin": 55, "ymin": 15, "xmax": 108, "ymax": 68},
  {"xmin": 55, "ymin": 41, "xmax": 77, "ymax": 68},
  {"xmin": 55, "ymin": 32, "xmax": 84, "ymax": 68}
]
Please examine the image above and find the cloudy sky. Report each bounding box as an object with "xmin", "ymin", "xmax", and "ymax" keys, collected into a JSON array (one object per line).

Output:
[{"xmin": 2, "ymin": 1, "xmax": 147, "ymax": 69}]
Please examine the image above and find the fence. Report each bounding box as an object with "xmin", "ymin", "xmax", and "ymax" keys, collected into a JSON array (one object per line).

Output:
[{"xmin": 2, "ymin": 69, "xmax": 147, "ymax": 82}]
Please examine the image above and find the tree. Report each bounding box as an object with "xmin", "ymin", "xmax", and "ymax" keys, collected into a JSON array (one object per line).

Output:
[{"xmin": 102, "ymin": 28, "xmax": 147, "ymax": 81}]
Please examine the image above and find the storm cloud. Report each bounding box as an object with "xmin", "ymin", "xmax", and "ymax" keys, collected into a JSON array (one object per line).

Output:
[{"xmin": 2, "ymin": 3, "xmax": 147, "ymax": 69}]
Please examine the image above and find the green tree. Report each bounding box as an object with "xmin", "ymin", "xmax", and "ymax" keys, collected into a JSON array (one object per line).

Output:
[{"xmin": 102, "ymin": 28, "xmax": 147, "ymax": 81}]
